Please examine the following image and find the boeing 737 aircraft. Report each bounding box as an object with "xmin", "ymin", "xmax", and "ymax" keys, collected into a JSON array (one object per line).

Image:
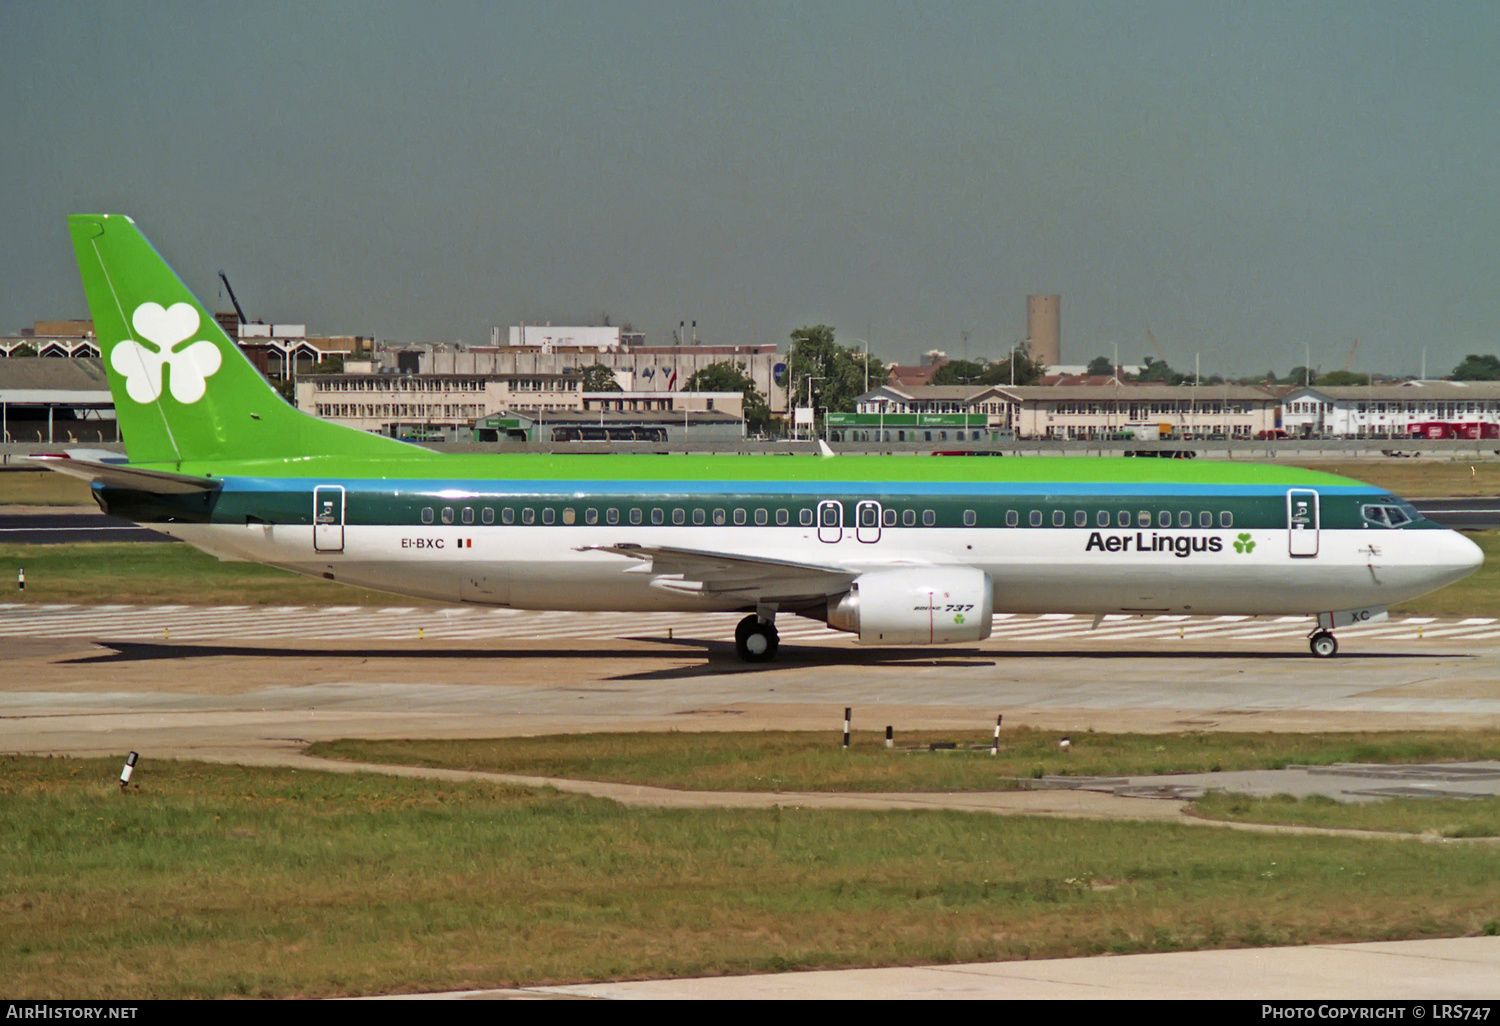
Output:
[{"xmin": 35, "ymin": 214, "xmax": 1484, "ymax": 661}]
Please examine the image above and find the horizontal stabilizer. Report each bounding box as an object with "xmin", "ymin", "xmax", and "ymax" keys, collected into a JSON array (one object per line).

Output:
[{"xmin": 26, "ymin": 454, "xmax": 221, "ymax": 495}]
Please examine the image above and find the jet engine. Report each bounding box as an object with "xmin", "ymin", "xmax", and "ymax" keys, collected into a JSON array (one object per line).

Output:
[{"xmin": 826, "ymin": 567, "xmax": 994, "ymax": 645}]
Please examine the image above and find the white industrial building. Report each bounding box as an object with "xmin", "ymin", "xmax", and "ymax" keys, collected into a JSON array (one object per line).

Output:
[{"xmin": 1280, "ymin": 381, "xmax": 1500, "ymax": 438}]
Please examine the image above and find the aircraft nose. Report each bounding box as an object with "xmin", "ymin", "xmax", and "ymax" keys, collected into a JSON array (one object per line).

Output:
[{"xmin": 1437, "ymin": 529, "xmax": 1484, "ymax": 580}]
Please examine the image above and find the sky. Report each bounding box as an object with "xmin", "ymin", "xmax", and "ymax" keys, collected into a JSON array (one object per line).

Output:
[{"xmin": 4, "ymin": 0, "xmax": 1499, "ymax": 378}]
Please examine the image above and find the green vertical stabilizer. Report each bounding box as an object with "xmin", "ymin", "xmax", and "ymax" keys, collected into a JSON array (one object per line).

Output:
[{"xmin": 67, "ymin": 214, "xmax": 432, "ymax": 466}]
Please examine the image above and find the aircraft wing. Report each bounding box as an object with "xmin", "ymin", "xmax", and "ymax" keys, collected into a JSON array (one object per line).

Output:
[
  {"xmin": 584, "ymin": 543, "xmax": 857, "ymax": 603},
  {"xmin": 26, "ymin": 454, "xmax": 221, "ymax": 495}
]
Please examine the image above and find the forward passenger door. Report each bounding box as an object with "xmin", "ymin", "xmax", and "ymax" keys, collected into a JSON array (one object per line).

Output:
[{"xmin": 1287, "ymin": 489, "xmax": 1319, "ymax": 558}]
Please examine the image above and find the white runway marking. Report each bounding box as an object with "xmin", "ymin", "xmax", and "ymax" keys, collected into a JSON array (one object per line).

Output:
[{"xmin": 0, "ymin": 604, "xmax": 1494, "ymax": 649}]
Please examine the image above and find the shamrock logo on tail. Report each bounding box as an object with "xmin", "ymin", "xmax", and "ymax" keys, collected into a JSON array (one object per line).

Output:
[
  {"xmin": 112, "ymin": 302, "xmax": 222, "ymax": 404},
  {"xmin": 1233, "ymin": 532, "xmax": 1256, "ymax": 554}
]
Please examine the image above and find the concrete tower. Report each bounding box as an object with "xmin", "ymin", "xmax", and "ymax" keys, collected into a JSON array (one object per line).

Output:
[{"xmin": 1026, "ymin": 295, "xmax": 1061, "ymax": 368}]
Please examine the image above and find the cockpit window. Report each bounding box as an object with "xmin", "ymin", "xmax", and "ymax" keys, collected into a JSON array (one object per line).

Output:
[{"xmin": 1362, "ymin": 503, "xmax": 1414, "ymax": 528}]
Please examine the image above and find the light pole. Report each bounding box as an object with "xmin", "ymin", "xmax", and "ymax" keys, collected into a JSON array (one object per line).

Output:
[
  {"xmin": 844, "ymin": 338, "xmax": 872, "ymax": 395},
  {"xmin": 804, "ymin": 375, "xmax": 824, "ymax": 441},
  {"xmin": 1111, "ymin": 341, "xmax": 1120, "ymax": 439}
]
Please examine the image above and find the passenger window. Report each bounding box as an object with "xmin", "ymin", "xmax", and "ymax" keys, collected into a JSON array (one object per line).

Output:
[
  {"xmin": 800, "ymin": 508, "xmax": 814, "ymax": 527},
  {"xmin": 542, "ymin": 508, "xmax": 555, "ymax": 525},
  {"xmin": 883, "ymin": 508, "xmax": 897, "ymax": 527},
  {"xmin": 713, "ymin": 509, "xmax": 726, "ymax": 525},
  {"xmin": 629, "ymin": 508, "xmax": 642, "ymax": 525},
  {"xmin": 1138, "ymin": 510, "xmax": 1152, "ymax": 527},
  {"xmin": 461, "ymin": 507, "xmax": 474, "ymax": 525},
  {"xmin": 1074, "ymin": 510, "xmax": 1087, "ymax": 527},
  {"xmin": 1006, "ymin": 510, "xmax": 1019, "ymax": 528},
  {"xmin": 522, "ymin": 508, "xmax": 535, "ymax": 525},
  {"xmin": 1179, "ymin": 511, "xmax": 1192, "ymax": 528},
  {"xmin": 502, "ymin": 508, "xmax": 514, "ymax": 525},
  {"xmin": 692, "ymin": 509, "xmax": 706, "ymax": 525},
  {"xmin": 606, "ymin": 508, "xmax": 618, "ymax": 525},
  {"xmin": 734, "ymin": 509, "xmax": 746, "ymax": 526},
  {"xmin": 421, "ymin": 507, "xmax": 434, "ymax": 524},
  {"xmin": 441, "ymin": 507, "xmax": 455, "ymax": 525},
  {"xmin": 755, "ymin": 509, "xmax": 769, "ymax": 526},
  {"xmin": 482, "ymin": 508, "xmax": 494, "ymax": 525},
  {"xmin": 1097, "ymin": 510, "xmax": 1110, "ymax": 527},
  {"xmin": 1118, "ymin": 510, "xmax": 1131, "ymax": 528},
  {"xmin": 1159, "ymin": 511, "xmax": 1172, "ymax": 528},
  {"xmin": 904, "ymin": 509, "xmax": 917, "ymax": 527},
  {"xmin": 1052, "ymin": 510, "xmax": 1065, "ymax": 527},
  {"xmin": 963, "ymin": 510, "xmax": 977, "ymax": 527},
  {"xmin": 776, "ymin": 509, "xmax": 789, "ymax": 526},
  {"xmin": 585, "ymin": 509, "xmax": 598, "ymax": 525},
  {"xmin": 1199, "ymin": 511, "xmax": 1212, "ymax": 528},
  {"xmin": 673, "ymin": 509, "xmax": 686, "ymax": 525},
  {"xmin": 651, "ymin": 509, "xmax": 664, "ymax": 525},
  {"xmin": 923, "ymin": 510, "xmax": 936, "ymax": 527},
  {"xmin": 1220, "ymin": 512, "xmax": 1233, "ymax": 528},
  {"xmin": 562, "ymin": 509, "xmax": 576, "ymax": 525},
  {"xmin": 1029, "ymin": 510, "xmax": 1042, "ymax": 527},
  {"xmin": 821, "ymin": 505, "xmax": 839, "ymax": 527}
]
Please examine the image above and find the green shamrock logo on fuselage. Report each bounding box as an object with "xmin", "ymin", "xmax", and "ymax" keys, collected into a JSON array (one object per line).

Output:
[{"xmin": 1233, "ymin": 532, "xmax": 1256, "ymax": 554}]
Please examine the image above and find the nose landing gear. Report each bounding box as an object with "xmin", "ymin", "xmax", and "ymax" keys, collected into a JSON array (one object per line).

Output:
[
  {"xmin": 735, "ymin": 614, "xmax": 779, "ymax": 662},
  {"xmin": 1309, "ymin": 629, "xmax": 1338, "ymax": 658}
]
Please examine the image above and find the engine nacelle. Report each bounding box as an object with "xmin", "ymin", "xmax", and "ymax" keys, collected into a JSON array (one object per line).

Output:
[{"xmin": 827, "ymin": 567, "xmax": 994, "ymax": 645}]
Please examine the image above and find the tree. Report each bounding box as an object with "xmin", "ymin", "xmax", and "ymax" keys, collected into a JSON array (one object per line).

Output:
[
  {"xmin": 1317, "ymin": 369, "xmax": 1369, "ymax": 386},
  {"xmin": 685, "ymin": 361, "xmax": 772, "ymax": 434},
  {"xmin": 1086, "ymin": 355, "xmax": 1115, "ymax": 377},
  {"xmin": 1452, "ymin": 354, "xmax": 1500, "ymax": 381},
  {"xmin": 785, "ymin": 325, "xmax": 884, "ymax": 416},
  {"xmin": 576, "ymin": 364, "xmax": 622, "ymax": 392},
  {"xmin": 979, "ymin": 346, "xmax": 1043, "ymax": 386},
  {"xmin": 929, "ymin": 358, "xmax": 987, "ymax": 386},
  {"xmin": 1135, "ymin": 356, "xmax": 1187, "ymax": 384}
]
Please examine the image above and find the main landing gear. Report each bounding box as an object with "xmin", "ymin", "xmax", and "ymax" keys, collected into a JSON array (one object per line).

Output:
[
  {"xmin": 1309, "ymin": 629, "xmax": 1339, "ymax": 658},
  {"xmin": 735, "ymin": 614, "xmax": 779, "ymax": 663}
]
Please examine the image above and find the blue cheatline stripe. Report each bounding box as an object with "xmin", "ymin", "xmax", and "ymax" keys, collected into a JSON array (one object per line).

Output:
[{"xmin": 222, "ymin": 477, "xmax": 1385, "ymax": 498}]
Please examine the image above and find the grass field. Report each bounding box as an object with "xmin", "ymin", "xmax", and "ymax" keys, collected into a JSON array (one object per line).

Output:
[
  {"xmin": 3, "ymin": 533, "xmax": 1496, "ymax": 615},
  {"xmin": 313, "ymin": 730, "xmax": 1500, "ymax": 838},
  {"xmin": 0, "ymin": 469, "xmax": 96, "ymax": 506},
  {"xmin": 1191, "ymin": 792, "xmax": 1500, "ymax": 837},
  {"xmin": 0, "ymin": 543, "xmax": 441, "ymax": 606},
  {"xmin": 4, "ymin": 755, "xmax": 1499, "ymax": 998},
  {"xmin": 311, "ymin": 729, "xmax": 1500, "ymax": 793}
]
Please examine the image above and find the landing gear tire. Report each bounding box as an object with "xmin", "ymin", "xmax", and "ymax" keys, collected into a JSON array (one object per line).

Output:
[
  {"xmin": 1309, "ymin": 631, "xmax": 1338, "ymax": 658},
  {"xmin": 735, "ymin": 614, "xmax": 779, "ymax": 663}
]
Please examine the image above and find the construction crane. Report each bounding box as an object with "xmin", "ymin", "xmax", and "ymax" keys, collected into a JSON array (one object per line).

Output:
[
  {"xmin": 1340, "ymin": 337, "xmax": 1360, "ymax": 372},
  {"xmin": 1145, "ymin": 326, "xmax": 1168, "ymax": 366},
  {"xmin": 217, "ymin": 271, "xmax": 249, "ymax": 324}
]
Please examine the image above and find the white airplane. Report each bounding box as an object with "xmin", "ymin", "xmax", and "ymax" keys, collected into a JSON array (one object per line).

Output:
[{"xmin": 37, "ymin": 214, "xmax": 1484, "ymax": 661}]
